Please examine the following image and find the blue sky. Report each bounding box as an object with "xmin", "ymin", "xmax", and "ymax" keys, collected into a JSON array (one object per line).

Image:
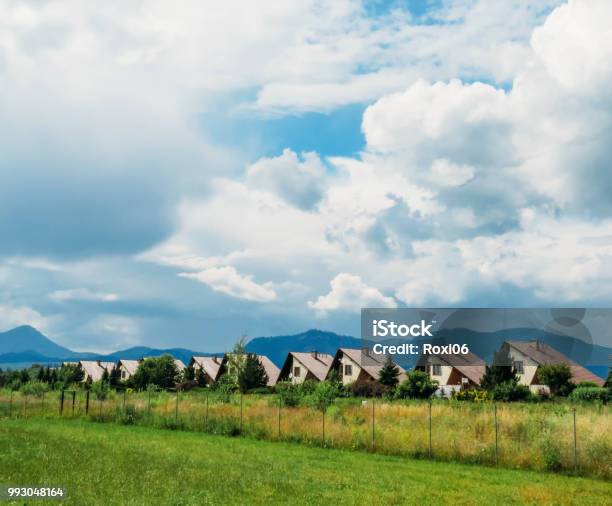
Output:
[{"xmin": 2, "ymin": 0, "xmax": 612, "ymax": 353}]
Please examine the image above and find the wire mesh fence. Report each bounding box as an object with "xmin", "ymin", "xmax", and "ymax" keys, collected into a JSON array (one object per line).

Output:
[{"xmin": 0, "ymin": 389, "xmax": 609, "ymax": 479}]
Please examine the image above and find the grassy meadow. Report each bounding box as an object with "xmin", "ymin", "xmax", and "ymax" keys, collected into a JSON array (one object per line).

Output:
[
  {"xmin": 0, "ymin": 389, "xmax": 610, "ymax": 479},
  {"xmin": 1, "ymin": 417, "xmax": 611, "ymax": 505}
]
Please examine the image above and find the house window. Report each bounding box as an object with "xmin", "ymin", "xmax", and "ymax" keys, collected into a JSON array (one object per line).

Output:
[
  {"xmin": 121, "ymin": 371, "xmax": 126, "ymax": 379},
  {"xmin": 293, "ymin": 366, "xmax": 301, "ymax": 377},
  {"xmin": 513, "ymin": 361, "xmax": 524, "ymax": 374},
  {"xmin": 344, "ymin": 364, "xmax": 353, "ymax": 376},
  {"xmin": 431, "ymin": 364, "xmax": 442, "ymax": 376}
]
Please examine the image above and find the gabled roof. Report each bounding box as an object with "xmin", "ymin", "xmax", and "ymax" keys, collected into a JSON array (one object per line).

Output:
[
  {"xmin": 191, "ymin": 356, "xmax": 224, "ymax": 381},
  {"xmin": 281, "ymin": 352, "xmax": 333, "ymax": 381},
  {"xmin": 257, "ymin": 355, "xmax": 280, "ymax": 386},
  {"xmin": 79, "ymin": 361, "xmax": 106, "ymax": 382},
  {"xmin": 417, "ymin": 350, "xmax": 486, "ymax": 384},
  {"xmin": 99, "ymin": 361, "xmax": 116, "ymax": 371},
  {"xmin": 335, "ymin": 348, "xmax": 405, "ymax": 382},
  {"xmin": 506, "ymin": 340, "xmax": 604, "ymax": 386},
  {"xmin": 174, "ymin": 359, "xmax": 186, "ymax": 371},
  {"xmin": 118, "ymin": 359, "xmax": 140, "ymax": 376}
]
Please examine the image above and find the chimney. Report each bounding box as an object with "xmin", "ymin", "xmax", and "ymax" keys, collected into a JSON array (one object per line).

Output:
[{"xmin": 311, "ymin": 350, "xmax": 318, "ymax": 359}]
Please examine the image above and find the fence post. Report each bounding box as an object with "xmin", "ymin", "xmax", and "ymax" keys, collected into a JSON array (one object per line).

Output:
[
  {"xmin": 278, "ymin": 395, "xmax": 281, "ymax": 439},
  {"xmin": 59, "ymin": 389, "xmax": 64, "ymax": 416},
  {"xmin": 205, "ymin": 391, "xmax": 209, "ymax": 430},
  {"xmin": 573, "ymin": 407, "xmax": 577, "ymax": 472},
  {"xmin": 240, "ymin": 392, "xmax": 243, "ymax": 434},
  {"xmin": 123, "ymin": 390, "xmax": 127, "ymax": 412},
  {"xmin": 372, "ymin": 400, "xmax": 375, "ymax": 450},
  {"xmin": 429, "ymin": 398, "xmax": 432, "ymax": 458},
  {"xmin": 71, "ymin": 391, "xmax": 76, "ymax": 416},
  {"xmin": 41, "ymin": 391, "xmax": 45, "ymax": 414},
  {"xmin": 175, "ymin": 390, "xmax": 179, "ymax": 425},
  {"xmin": 147, "ymin": 389, "xmax": 151, "ymax": 416},
  {"xmin": 24, "ymin": 395, "xmax": 27, "ymax": 418},
  {"xmin": 85, "ymin": 390, "xmax": 90, "ymax": 415},
  {"xmin": 322, "ymin": 410, "xmax": 325, "ymax": 445},
  {"xmin": 494, "ymin": 403, "xmax": 499, "ymax": 466}
]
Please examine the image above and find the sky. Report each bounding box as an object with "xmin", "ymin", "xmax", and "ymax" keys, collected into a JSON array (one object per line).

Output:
[{"xmin": 1, "ymin": 0, "xmax": 612, "ymax": 353}]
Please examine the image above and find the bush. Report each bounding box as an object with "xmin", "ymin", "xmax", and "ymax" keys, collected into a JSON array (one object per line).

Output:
[
  {"xmin": 569, "ymin": 386, "xmax": 609, "ymax": 403},
  {"xmin": 349, "ymin": 381, "xmax": 387, "ymax": 398},
  {"xmin": 275, "ymin": 381, "xmax": 301, "ymax": 407},
  {"xmin": 452, "ymin": 388, "xmax": 489, "ymax": 402},
  {"xmin": 537, "ymin": 364, "xmax": 574, "ymax": 397},
  {"xmin": 305, "ymin": 381, "xmax": 340, "ymax": 412},
  {"xmin": 20, "ymin": 380, "xmax": 49, "ymax": 398},
  {"xmin": 395, "ymin": 370, "xmax": 438, "ymax": 399},
  {"xmin": 90, "ymin": 380, "xmax": 110, "ymax": 401},
  {"xmin": 490, "ymin": 380, "xmax": 531, "ymax": 402}
]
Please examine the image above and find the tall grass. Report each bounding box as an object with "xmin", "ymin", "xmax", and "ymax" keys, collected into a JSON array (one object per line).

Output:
[{"xmin": 1, "ymin": 389, "xmax": 609, "ymax": 479}]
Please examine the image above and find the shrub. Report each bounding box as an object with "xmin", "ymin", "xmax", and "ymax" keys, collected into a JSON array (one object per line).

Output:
[
  {"xmin": 305, "ymin": 381, "xmax": 340, "ymax": 412},
  {"xmin": 275, "ymin": 381, "xmax": 301, "ymax": 407},
  {"xmin": 537, "ymin": 364, "xmax": 574, "ymax": 397},
  {"xmin": 20, "ymin": 380, "xmax": 49, "ymax": 398},
  {"xmin": 569, "ymin": 386, "xmax": 609, "ymax": 403},
  {"xmin": 90, "ymin": 380, "xmax": 110, "ymax": 401},
  {"xmin": 452, "ymin": 388, "xmax": 489, "ymax": 402},
  {"xmin": 395, "ymin": 370, "xmax": 438, "ymax": 399},
  {"xmin": 490, "ymin": 380, "xmax": 531, "ymax": 402},
  {"xmin": 349, "ymin": 381, "xmax": 387, "ymax": 398}
]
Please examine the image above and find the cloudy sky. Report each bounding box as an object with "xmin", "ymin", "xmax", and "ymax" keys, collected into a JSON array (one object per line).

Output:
[{"xmin": 1, "ymin": 0, "xmax": 611, "ymax": 352}]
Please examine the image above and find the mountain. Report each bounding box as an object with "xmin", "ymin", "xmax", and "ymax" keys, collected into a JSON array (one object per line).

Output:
[
  {"xmin": 245, "ymin": 329, "xmax": 361, "ymax": 366},
  {"xmin": 0, "ymin": 325, "xmax": 78, "ymax": 358}
]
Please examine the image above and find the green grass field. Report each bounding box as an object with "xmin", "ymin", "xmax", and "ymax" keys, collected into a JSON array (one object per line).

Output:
[{"xmin": 1, "ymin": 418, "xmax": 610, "ymax": 505}]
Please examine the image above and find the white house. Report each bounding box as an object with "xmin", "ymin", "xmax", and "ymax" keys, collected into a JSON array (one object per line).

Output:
[
  {"xmin": 416, "ymin": 350, "xmax": 486, "ymax": 397},
  {"xmin": 501, "ymin": 340, "xmax": 605, "ymax": 393},
  {"xmin": 278, "ymin": 351, "xmax": 333, "ymax": 384},
  {"xmin": 117, "ymin": 359, "xmax": 140, "ymax": 380},
  {"xmin": 328, "ymin": 348, "xmax": 405, "ymax": 385}
]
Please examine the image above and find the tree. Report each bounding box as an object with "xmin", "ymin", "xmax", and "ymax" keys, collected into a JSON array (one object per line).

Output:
[
  {"xmin": 195, "ymin": 367, "xmax": 207, "ymax": 387},
  {"xmin": 184, "ymin": 364, "xmax": 195, "ymax": 381},
  {"xmin": 537, "ymin": 364, "xmax": 574, "ymax": 396},
  {"xmin": 238, "ymin": 353, "xmax": 268, "ymax": 392},
  {"xmin": 306, "ymin": 380, "xmax": 340, "ymax": 412},
  {"xmin": 109, "ymin": 365, "xmax": 121, "ymax": 387},
  {"xmin": 378, "ymin": 356, "xmax": 401, "ymax": 387},
  {"xmin": 481, "ymin": 347, "xmax": 518, "ymax": 391},
  {"xmin": 605, "ymin": 368, "xmax": 611, "ymax": 388},
  {"xmin": 226, "ymin": 336, "xmax": 248, "ymax": 388},
  {"xmin": 36, "ymin": 367, "xmax": 45, "ymax": 381},
  {"xmin": 101, "ymin": 368, "xmax": 110, "ymax": 384},
  {"xmin": 395, "ymin": 370, "xmax": 438, "ymax": 399},
  {"xmin": 19, "ymin": 369, "xmax": 30, "ymax": 383},
  {"xmin": 132, "ymin": 355, "xmax": 180, "ymax": 390}
]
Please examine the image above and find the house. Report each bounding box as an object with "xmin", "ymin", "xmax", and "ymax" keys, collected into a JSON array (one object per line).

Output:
[
  {"xmin": 416, "ymin": 350, "xmax": 486, "ymax": 397},
  {"xmin": 328, "ymin": 348, "xmax": 405, "ymax": 385},
  {"xmin": 278, "ymin": 351, "xmax": 333, "ymax": 384},
  {"xmin": 501, "ymin": 340, "xmax": 605, "ymax": 393},
  {"xmin": 221, "ymin": 353, "xmax": 280, "ymax": 387},
  {"xmin": 189, "ymin": 356, "xmax": 225, "ymax": 386},
  {"xmin": 117, "ymin": 359, "xmax": 141, "ymax": 381},
  {"xmin": 78, "ymin": 360, "xmax": 111, "ymax": 382}
]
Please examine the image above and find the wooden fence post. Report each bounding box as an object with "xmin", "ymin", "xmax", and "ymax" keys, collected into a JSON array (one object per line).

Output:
[
  {"xmin": 9, "ymin": 391, "xmax": 13, "ymax": 417},
  {"xmin": 322, "ymin": 410, "xmax": 325, "ymax": 445},
  {"xmin": 24, "ymin": 394, "xmax": 27, "ymax": 418},
  {"xmin": 59, "ymin": 389, "xmax": 64, "ymax": 416},
  {"xmin": 239, "ymin": 392, "xmax": 243, "ymax": 433},
  {"xmin": 71, "ymin": 391, "xmax": 76, "ymax": 416},
  {"xmin": 372, "ymin": 400, "xmax": 375, "ymax": 450},
  {"xmin": 573, "ymin": 408, "xmax": 577, "ymax": 472},
  {"xmin": 278, "ymin": 395, "xmax": 281, "ymax": 439},
  {"xmin": 494, "ymin": 403, "xmax": 499, "ymax": 465},
  {"xmin": 175, "ymin": 390, "xmax": 179, "ymax": 425},
  {"xmin": 429, "ymin": 399, "xmax": 433, "ymax": 458},
  {"xmin": 205, "ymin": 391, "xmax": 209, "ymax": 430},
  {"xmin": 85, "ymin": 390, "xmax": 90, "ymax": 415}
]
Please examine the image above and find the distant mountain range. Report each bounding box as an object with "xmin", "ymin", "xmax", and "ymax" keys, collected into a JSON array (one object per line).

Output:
[{"xmin": 0, "ymin": 325, "xmax": 610, "ymax": 379}]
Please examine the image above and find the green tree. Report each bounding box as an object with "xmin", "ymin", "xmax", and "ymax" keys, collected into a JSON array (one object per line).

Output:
[
  {"xmin": 537, "ymin": 364, "xmax": 574, "ymax": 396},
  {"xmin": 226, "ymin": 336, "xmax": 248, "ymax": 388},
  {"xmin": 306, "ymin": 380, "xmax": 339, "ymax": 412},
  {"xmin": 20, "ymin": 380, "xmax": 49, "ymax": 398},
  {"xmin": 19, "ymin": 369, "xmax": 30, "ymax": 383},
  {"xmin": 132, "ymin": 355, "xmax": 180, "ymax": 390},
  {"xmin": 36, "ymin": 367, "xmax": 45, "ymax": 381},
  {"xmin": 184, "ymin": 364, "xmax": 195, "ymax": 381},
  {"xmin": 378, "ymin": 356, "xmax": 401, "ymax": 387},
  {"xmin": 481, "ymin": 347, "xmax": 518, "ymax": 391},
  {"xmin": 195, "ymin": 367, "xmax": 207, "ymax": 387},
  {"xmin": 395, "ymin": 370, "xmax": 438, "ymax": 399},
  {"xmin": 101, "ymin": 368, "xmax": 110, "ymax": 385},
  {"xmin": 109, "ymin": 365, "xmax": 121, "ymax": 388},
  {"xmin": 238, "ymin": 353, "xmax": 268, "ymax": 392},
  {"xmin": 605, "ymin": 368, "xmax": 611, "ymax": 388}
]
